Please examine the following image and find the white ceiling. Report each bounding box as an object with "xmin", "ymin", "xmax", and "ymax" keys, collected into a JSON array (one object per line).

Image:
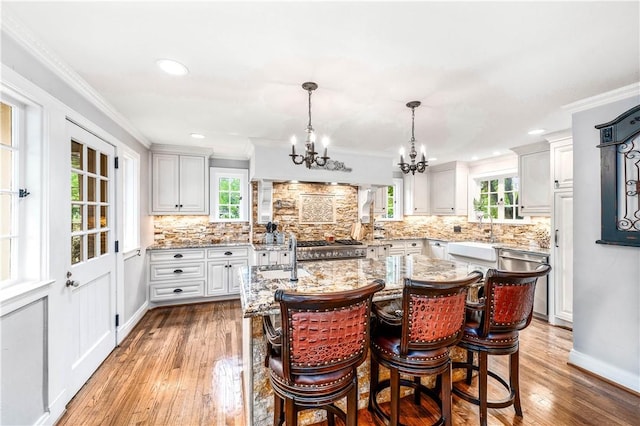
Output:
[{"xmin": 2, "ymin": 1, "xmax": 639, "ymax": 163}]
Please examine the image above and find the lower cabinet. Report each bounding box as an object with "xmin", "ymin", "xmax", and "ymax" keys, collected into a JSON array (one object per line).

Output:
[
  {"xmin": 366, "ymin": 244, "xmax": 391, "ymax": 259},
  {"xmin": 254, "ymin": 249, "xmax": 291, "ymax": 266},
  {"xmin": 427, "ymin": 240, "xmax": 448, "ymax": 260},
  {"xmin": 385, "ymin": 239, "xmax": 425, "ymax": 256},
  {"xmin": 148, "ymin": 246, "xmax": 250, "ymax": 303}
]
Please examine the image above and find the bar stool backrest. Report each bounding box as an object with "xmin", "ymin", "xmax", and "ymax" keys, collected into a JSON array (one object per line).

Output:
[{"xmin": 275, "ymin": 280, "xmax": 384, "ymax": 381}]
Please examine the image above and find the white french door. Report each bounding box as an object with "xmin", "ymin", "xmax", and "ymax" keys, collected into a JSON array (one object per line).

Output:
[{"xmin": 66, "ymin": 121, "xmax": 117, "ymax": 397}]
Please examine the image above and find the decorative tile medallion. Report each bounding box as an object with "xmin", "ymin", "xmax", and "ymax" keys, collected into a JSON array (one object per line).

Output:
[{"xmin": 299, "ymin": 194, "xmax": 336, "ymax": 224}]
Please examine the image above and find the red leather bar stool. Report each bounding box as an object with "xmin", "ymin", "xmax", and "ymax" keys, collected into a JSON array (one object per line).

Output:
[
  {"xmin": 263, "ymin": 280, "xmax": 384, "ymax": 426},
  {"xmin": 368, "ymin": 271, "xmax": 483, "ymax": 426},
  {"xmin": 452, "ymin": 265, "xmax": 552, "ymax": 426}
]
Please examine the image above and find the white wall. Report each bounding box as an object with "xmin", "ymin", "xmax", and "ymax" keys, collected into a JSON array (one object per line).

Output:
[{"xmin": 570, "ymin": 93, "xmax": 640, "ymax": 392}]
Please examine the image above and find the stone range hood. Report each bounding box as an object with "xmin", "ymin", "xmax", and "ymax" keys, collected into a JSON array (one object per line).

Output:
[{"xmin": 249, "ymin": 138, "xmax": 394, "ymax": 187}]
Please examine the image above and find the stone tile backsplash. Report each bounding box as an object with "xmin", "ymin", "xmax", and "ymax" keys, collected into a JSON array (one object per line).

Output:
[{"xmin": 152, "ymin": 181, "xmax": 550, "ymax": 249}]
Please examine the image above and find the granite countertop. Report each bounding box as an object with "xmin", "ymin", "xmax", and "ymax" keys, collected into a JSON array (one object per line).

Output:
[
  {"xmin": 147, "ymin": 241, "xmax": 252, "ymax": 250},
  {"xmin": 252, "ymin": 244, "xmax": 289, "ymax": 251},
  {"xmin": 238, "ymin": 255, "xmax": 472, "ymax": 318}
]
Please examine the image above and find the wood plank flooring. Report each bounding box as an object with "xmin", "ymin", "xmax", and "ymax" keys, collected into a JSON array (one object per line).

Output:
[{"xmin": 56, "ymin": 301, "xmax": 639, "ymax": 426}]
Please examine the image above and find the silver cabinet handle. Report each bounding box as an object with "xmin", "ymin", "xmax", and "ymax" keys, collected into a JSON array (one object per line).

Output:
[{"xmin": 555, "ymin": 229, "xmax": 559, "ymax": 248}]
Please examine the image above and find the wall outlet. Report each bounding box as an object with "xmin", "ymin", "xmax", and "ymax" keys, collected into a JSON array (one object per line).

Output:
[{"xmin": 453, "ymin": 225, "xmax": 462, "ymax": 233}]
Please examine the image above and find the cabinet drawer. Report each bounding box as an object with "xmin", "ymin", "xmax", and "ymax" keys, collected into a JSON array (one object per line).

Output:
[
  {"xmin": 149, "ymin": 249, "xmax": 205, "ymax": 262},
  {"xmin": 150, "ymin": 281, "xmax": 205, "ymax": 302},
  {"xmin": 150, "ymin": 262, "xmax": 205, "ymax": 281},
  {"xmin": 208, "ymin": 247, "xmax": 250, "ymax": 259}
]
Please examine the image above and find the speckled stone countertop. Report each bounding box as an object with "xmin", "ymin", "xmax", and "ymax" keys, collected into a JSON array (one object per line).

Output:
[
  {"xmin": 147, "ymin": 241, "xmax": 251, "ymax": 250},
  {"xmin": 239, "ymin": 255, "xmax": 472, "ymax": 318}
]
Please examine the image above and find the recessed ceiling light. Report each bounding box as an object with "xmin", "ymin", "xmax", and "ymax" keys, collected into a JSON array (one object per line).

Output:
[
  {"xmin": 528, "ymin": 129, "xmax": 545, "ymax": 135},
  {"xmin": 190, "ymin": 133, "xmax": 205, "ymax": 139},
  {"xmin": 427, "ymin": 157, "xmax": 437, "ymax": 162},
  {"xmin": 290, "ymin": 180, "xmax": 299, "ymax": 184},
  {"xmin": 330, "ymin": 182, "xmax": 338, "ymax": 185},
  {"xmin": 156, "ymin": 59, "xmax": 189, "ymax": 76}
]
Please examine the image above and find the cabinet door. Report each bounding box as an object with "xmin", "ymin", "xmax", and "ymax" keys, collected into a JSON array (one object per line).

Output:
[
  {"xmin": 404, "ymin": 173, "xmax": 429, "ymax": 215},
  {"xmin": 179, "ymin": 155, "xmax": 207, "ymax": 213},
  {"xmin": 428, "ymin": 241, "xmax": 447, "ymax": 259},
  {"xmin": 553, "ymin": 192, "xmax": 573, "ymax": 324},
  {"xmin": 207, "ymin": 261, "xmax": 228, "ymax": 296},
  {"xmin": 255, "ymin": 251, "xmax": 270, "ymax": 266},
  {"xmin": 277, "ymin": 251, "xmax": 291, "ymax": 265},
  {"xmin": 430, "ymin": 169, "xmax": 455, "ymax": 214},
  {"xmin": 519, "ymin": 150, "xmax": 550, "ymax": 215},
  {"xmin": 228, "ymin": 259, "xmax": 248, "ymax": 294},
  {"xmin": 151, "ymin": 153, "xmax": 180, "ymax": 213},
  {"xmin": 373, "ymin": 186, "xmax": 387, "ymax": 216},
  {"xmin": 552, "ymin": 144, "xmax": 573, "ymax": 190}
]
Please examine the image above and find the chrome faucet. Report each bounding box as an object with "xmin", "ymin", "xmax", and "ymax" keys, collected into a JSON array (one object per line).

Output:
[
  {"xmin": 289, "ymin": 232, "xmax": 298, "ymax": 281},
  {"xmin": 489, "ymin": 215, "xmax": 496, "ymax": 243}
]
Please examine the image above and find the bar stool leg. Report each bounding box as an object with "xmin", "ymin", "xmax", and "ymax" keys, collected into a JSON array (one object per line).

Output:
[
  {"xmin": 285, "ymin": 397, "xmax": 297, "ymax": 426},
  {"xmin": 346, "ymin": 376, "xmax": 358, "ymax": 426},
  {"xmin": 465, "ymin": 349, "xmax": 474, "ymax": 384},
  {"xmin": 479, "ymin": 352, "xmax": 489, "ymax": 426},
  {"xmin": 511, "ymin": 351, "xmax": 522, "ymax": 416},
  {"xmin": 442, "ymin": 365, "xmax": 452, "ymax": 426},
  {"xmin": 368, "ymin": 357, "xmax": 379, "ymax": 411},
  {"xmin": 413, "ymin": 376, "xmax": 421, "ymax": 405},
  {"xmin": 390, "ymin": 368, "xmax": 401, "ymax": 426},
  {"xmin": 273, "ymin": 394, "xmax": 284, "ymax": 426}
]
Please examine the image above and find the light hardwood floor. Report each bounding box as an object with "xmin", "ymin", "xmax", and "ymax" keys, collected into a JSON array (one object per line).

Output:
[{"xmin": 57, "ymin": 301, "xmax": 639, "ymax": 426}]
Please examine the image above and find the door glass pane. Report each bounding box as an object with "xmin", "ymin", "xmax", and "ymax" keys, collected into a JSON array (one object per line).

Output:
[
  {"xmin": 0, "ymin": 194, "xmax": 11, "ymax": 235},
  {"xmin": 1, "ymin": 102, "xmax": 12, "ymax": 146},
  {"xmin": 71, "ymin": 141, "xmax": 83, "ymax": 170},
  {"xmin": 100, "ymin": 231, "xmax": 108, "ymax": 255},
  {"xmin": 71, "ymin": 204, "xmax": 83, "ymax": 232},
  {"xmin": 71, "ymin": 235, "xmax": 82, "ymax": 264},
  {"xmin": 100, "ymin": 179, "xmax": 108, "ymax": 203},
  {"xmin": 87, "ymin": 205, "xmax": 95, "ymax": 230},
  {"xmin": 0, "ymin": 239, "xmax": 10, "ymax": 281},
  {"xmin": 100, "ymin": 153, "xmax": 108, "ymax": 178},
  {"xmin": 0, "ymin": 149, "xmax": 12, "ymax": 187},
  {"xmin": 87, "ymin": 176, "xmax": 96, "ymax": 202},
  {"xmin": 100, "ymin": 206, "xmax": 108, "ymax": 228},
  {"xmin": 87, "ymin": 147, "xmax": 96, "ymax": 174},
  {"xmin": 87, "ymin": 233, "xmax": 96, "ymax": 260},
  {"xmin": 71, "ymin": 172, "xmax": 83, "ymax": 201}
]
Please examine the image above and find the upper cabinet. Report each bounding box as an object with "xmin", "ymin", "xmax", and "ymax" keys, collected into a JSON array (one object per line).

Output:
[
  {"xmin": 403, "ymin": 172, "xmax": 429, "ymax": 215},
  {"xmin": 550, "ymin": 137, "xmax": 573, "ymax": 190},
  {"xmin": 512, "ymin": 142, "xmax": 550, "ymax": 216},
  {"xmin": 429, "ymin": 161, "xmax": 468, "ymax": 215},
  {"xmin": 151, "ymin": 148, "xmax": 209, "ymax": 215}
]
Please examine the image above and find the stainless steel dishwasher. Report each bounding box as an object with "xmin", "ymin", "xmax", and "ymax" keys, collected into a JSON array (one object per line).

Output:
[{"xmin": 498, "ymin": 249, "xmax": 550, "ymax": 320}]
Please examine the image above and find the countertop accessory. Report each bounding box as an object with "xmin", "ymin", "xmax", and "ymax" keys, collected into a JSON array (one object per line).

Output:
[
  {"xmin": 289, "ymin": 81, "xmax": 330, "ymax": 169},
  {"xmin": 398, "ymin": 101, "xmax": 428, "ymax": 175}
]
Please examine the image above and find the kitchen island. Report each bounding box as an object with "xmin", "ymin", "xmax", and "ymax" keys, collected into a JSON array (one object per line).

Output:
[{"xmin": 239, "ymin": 254, "xmax": 477, "ymax": 425}]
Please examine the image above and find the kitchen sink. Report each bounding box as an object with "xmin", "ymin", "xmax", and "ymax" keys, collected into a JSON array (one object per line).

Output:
[
  {"xmin": 447, "ymin": 241, "xmax": 497, "ymax": 262},
  {"xmin": 258, "ymin": 269, "xmax": 311, "ymax": 280}
]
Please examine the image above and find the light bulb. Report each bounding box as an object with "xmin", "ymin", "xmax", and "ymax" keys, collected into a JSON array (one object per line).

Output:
[
  {"xmin": 290, "ymin": 135, "xmax": 297, "ymax": 145},
  {"xmin": 322, "ymin": 136, "xmax": 330, "ymax": 147}
]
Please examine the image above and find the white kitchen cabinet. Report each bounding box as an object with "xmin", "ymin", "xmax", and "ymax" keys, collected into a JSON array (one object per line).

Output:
[
  {"xmin": 429, "ymin": 161, "xmax": 468, "ymax": 215},
  {"xmin": 427, "ymin": 240, "xmax": 448, "ymax": 260},
  {"xmin": 551, "ymin": 191, "xmax": 573, "ymax": 326},
  {"xmin": 373, "ymin": 186, "xmax": 388, "ymax": 217},
  {"xmin": 403, "ymin": 172, "xmax": 429, "ymax": 215},
  {"xmin": 253, "ymin": 248, "xmax": 291, "ymax": 266},
  {"xmin": 373, "ymin": 178, "xmax": 403, "ymax": 220},
  {"xmin": 366, "ymin": 244, "xmax": 391, "ymax": 259},
  {"xmin": 148, "ymin": 248, "xmax": 207, "ymax": 302},
  {"xmin": 385, "ymin": 239, "xmax": 424, "ymax": 256},
  {"xmin": 207, "ymin": 247, "xmax": 249, "ymax": 297},
  {"xmin": 513, "ymin": 142, "xmax": 550, "ymax": 216},
  {"xmin": 151, "ymin": 152, "xmax": 208, "ymax": 214},
  {"xmin": 551, "ymin": 138, "xmax": 573, "ymax": 190}
]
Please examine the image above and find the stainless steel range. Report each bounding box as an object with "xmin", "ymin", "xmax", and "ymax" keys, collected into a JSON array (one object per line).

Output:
[{"xmin": 297, "ymin": 240, "xmax": 367, "ymax": 261}]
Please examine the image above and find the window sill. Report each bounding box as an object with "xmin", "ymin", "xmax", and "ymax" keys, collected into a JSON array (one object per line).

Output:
[{"xmin": 1, "ymin": 279, "xmax": 55, "ymax": 311}]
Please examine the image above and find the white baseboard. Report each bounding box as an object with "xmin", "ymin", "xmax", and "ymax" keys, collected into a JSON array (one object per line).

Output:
[
  {"xmin": 117, "ymin": 301, "xmax": 148, "ymax": 345},
  {"xmin": 45, "ymin": 389, "xmax": 67, "ymax": 425},
  {"xmin": 568, "ymin": 349, "xmax": 640, "ymax": 393}
]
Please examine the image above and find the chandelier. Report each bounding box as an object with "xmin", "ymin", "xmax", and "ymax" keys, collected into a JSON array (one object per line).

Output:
[
  {"xmin": 290, "ymin": 82, "xmax": 330, "ymax": 168},
  {"xmin": 398, "ymin": 101, "xmax": 427, "ymax": 175}
]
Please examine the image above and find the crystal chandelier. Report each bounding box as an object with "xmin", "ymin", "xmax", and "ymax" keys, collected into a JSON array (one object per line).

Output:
[
  {"xmin": 398, "ymin": 101, "xmax": 427, "ymax": 175},
  {"xmin": 290, "ymin": 82, "xmax": 330, "ymax": 168}
]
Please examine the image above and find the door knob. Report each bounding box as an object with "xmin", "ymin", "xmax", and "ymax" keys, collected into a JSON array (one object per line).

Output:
[{"xmin": 65, "ymin": 272, "xmax": 79, "ymax": 287}]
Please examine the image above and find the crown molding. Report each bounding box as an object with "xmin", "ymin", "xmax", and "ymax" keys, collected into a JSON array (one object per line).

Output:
[
  {"xmin": 563, "ymin": 82, "xmax": 640, "ymax": 114},
  {"xmin": 1, "ymin": 13, "xmax": 151, "ymax": 148}
]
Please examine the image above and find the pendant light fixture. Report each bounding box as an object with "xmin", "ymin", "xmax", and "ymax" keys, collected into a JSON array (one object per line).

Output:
[
  {"xmin": 290, "ymin": 82, "xmax": 330, "ymax": 168},
  {"xmin": 398, "ymin": 101, "xmax": 427, "ymax": 175}
]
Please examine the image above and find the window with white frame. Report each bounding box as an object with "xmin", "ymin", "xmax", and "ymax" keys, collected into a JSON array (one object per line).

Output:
[
  {"xmin": 210, "ymin": 167, "xmax": 248, "ymax": 222},
  {"xmin": 121, "ymin": 147, "xmax": 140, "ymax": 253},
  {"xmin": 1, "ymin": 91, "xmax": 43, "ymax": 287},
  {"xmin": 471, "ymin": 174, "xmax": 525, "ymax": 222}
]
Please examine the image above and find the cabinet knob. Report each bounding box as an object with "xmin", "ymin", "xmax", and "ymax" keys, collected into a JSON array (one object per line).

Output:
[
  {"xmin": 179, "ymin": 204, "xmax": 183, "ymax": 208},
  {"xmin": 282, "ymin": 253, "xmax": 288, "ymax": 257},
  {"xmin": 173, "ymin": 269, "xmax": 183, "ymax": 274},
  {"xmin": 411, "ymin": 243, "xmax": 417, "ymax": 247},
  {"xmin": 173, "ymin": 288, "xmax": 183, "ymax": 293},
  {"xmin": 262, "ymin": 253, "xmax": 267, "ymax": 257},
  {"xmin": 224, "ymin": 251, "xmax": 233, "ymax": 256},
  {"xmin": 173, "ymin": 253, "xmax": 183, "ymax": 258},
  {"xmin": 175, "ymin": 204, "xmax": 179, "ymax": 208}
]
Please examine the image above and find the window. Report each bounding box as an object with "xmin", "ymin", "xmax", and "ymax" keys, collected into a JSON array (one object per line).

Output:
[
  {"xmin": 471, "ymin": 174, "xmax": 525, "ymax": 223},
  {"xmin": 121, "ymin": 147, "xmax": 140, "ymax": 254},
  {"xmin": 1, "ymin": 90, "xmax": 43, "ymax": 287},
  {"xmin": 210, "ymin": 167, "xmax": 248, "ymax": 222}
]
